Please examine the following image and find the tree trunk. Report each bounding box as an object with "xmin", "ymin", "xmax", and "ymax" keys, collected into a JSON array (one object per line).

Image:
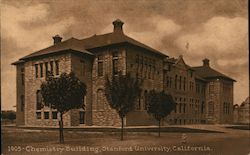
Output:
[
  {"xmin": 121, "ymin": 117, "xmax": 124, "ymax": 141},
  {"xmin": 59, "ymin": 113, "xmax": 64, "ymax": 143},
  {"xmin": 158, "ymin": 119, "xmax": 161, "ymax": 137}
]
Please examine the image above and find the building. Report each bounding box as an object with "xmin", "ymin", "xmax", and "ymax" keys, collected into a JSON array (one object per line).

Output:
[
  {"xmin": 12, "ymin": 19, "xmax": 235, "ymax": 127},
  {"xmin": 233, "ymin": 97, "xmax": 249, "ymax": 124}
]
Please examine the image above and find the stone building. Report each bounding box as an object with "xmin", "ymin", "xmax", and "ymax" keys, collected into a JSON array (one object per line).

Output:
[
  {"xmin": 12, "ymin": 19, "xmax": 235, "ymax": 127},
  {"xmin": 233, "ymin": 97, "xmax": 249, "ymax": 124}
]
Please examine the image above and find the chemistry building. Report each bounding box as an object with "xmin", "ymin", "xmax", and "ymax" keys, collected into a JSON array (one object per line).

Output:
[{"xmin": 12, "ymin": 19, "xmax": 235, "ymax": 127}]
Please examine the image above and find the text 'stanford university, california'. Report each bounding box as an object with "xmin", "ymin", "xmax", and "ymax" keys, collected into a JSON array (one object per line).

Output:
[{"xmin": 12, "ymin": 19, "xmax": 236, "ymax": 127}]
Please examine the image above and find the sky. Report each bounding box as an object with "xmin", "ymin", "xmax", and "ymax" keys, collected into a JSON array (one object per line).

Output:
[{"xmin": 1, "ymin": 0, "xmax": 248, "ymax": 110}]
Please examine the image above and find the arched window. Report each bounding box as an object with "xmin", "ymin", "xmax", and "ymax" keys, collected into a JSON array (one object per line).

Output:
[
  {"xmin": 208, "ymin": 101, "xmax": 214, "ymax": 116},
  {"xmin": 175, "ymin": 75, "xmax": 178, "ymax": 89},
  {"xmin": 36, "ymin": 90, "xmax": 42, "ymax": 110},
  {"xmin": 96, "ymin": 89, "xmax": 105, "ymax": 110}
]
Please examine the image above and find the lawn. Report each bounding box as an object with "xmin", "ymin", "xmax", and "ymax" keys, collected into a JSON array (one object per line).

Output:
[{"xmin": 2, "ymin": 126, "xmax": 250, "ymax": 155}]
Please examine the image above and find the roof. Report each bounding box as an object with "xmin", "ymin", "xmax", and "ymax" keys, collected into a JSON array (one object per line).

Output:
[
  {"xmin": 80, "ymin": 32, "xmax": 166, "ymax": 56},
  {"xmin": 192, "ymin": 66, "xmax": 236, "ymax": 82},
  {"xmin": 20, "ymin": 38, "xmax": 93, "ymax": 60}
]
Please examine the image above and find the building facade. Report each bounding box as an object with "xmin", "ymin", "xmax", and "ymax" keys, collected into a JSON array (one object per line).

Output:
[
  {"xmin": 13, "ymin": 19, "xmax": 235, "ymax": 127},
  {"xmin": 233, "ymin": 97, "xmax": 249, "ymax": 124}
]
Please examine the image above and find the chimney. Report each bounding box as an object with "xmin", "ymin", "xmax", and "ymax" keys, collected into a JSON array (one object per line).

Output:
[
  {"xmin": 203, "ymin": 58, "xmax": 210, "ymax": 67},
  {"xmin": 53, "ymin": 35, "xmax": 62, "ymax": 45},
  {"xmin": 112, "ymin": 19, "xmax": 124, "ymax": 33}
]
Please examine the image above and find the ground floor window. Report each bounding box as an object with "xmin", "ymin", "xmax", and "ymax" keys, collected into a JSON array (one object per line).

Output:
[
  {"xmin": 79, "ymin": 111, "xmax": 85, "ymax": 124},
  {"xmin": 52, "ymin": 111, "xmax": 57, "ymax": 119},
  {"xmin": 44, "ymin": 112, "xmax": 49, "ymax": 119},
  {"xmin": 36, "ymin": 112, "xmax": 41, "ymax": 119}
]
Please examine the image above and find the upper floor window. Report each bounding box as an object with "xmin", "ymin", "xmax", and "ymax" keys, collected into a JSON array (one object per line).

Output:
[
  {"xmin": 21, "ymin": 95, "xmax": 24, "ymax": 112},
  {"xmin": 36, "ymin": 90, "xmax": 43, "ymax": 110},
  {"xmin": 179, "ymin": 76, "xmax": 182, "ymax": 90},
  {"xmin": 112, "ymin": 52, "xmax": 119, "ymax": 75},
  {"xmin": 50, "ymin": 61, "xmax": 54, "ymax": 75},
  {"xmin": 183, "ymin": 77, "xmax": 186, "ymax": 91},
  {"xmin": 35, "ymin": 64, "xmax": 38, "ymax": 78},
  {"xmin": 39, "ymin": 63, "xmax": 43, "ymax": 77},
  {"xmin": 97, "ymin": 55, "xmax": 104, "ymax": 76},
  {"xmin": 45, "ymin": 62, "xmax": 48, "ymax": 77},
  {"xmin": 21, "ymin": 68, "xmax": 25, "ymax": 85},
  {"xmin": 144, "ymin": 90, "xmax": 148, "ymax": 110},
  {"xmin": 55, "ymin": 60, "xmax": 59, "ymax": 75}
]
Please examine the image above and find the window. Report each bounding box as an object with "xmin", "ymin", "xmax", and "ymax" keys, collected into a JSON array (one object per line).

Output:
[
  {"xmin": 183, "ymin": 77, "xmax": 186, "ymax": 91},
  {"xmin": 21, "ymin": 68, "xmax": 24, "ymax": 85},
  {"xmin": 201, "ymin": 101, "xmax": 205, "ymax": 114},
  {"xmin": 136, "ymin": 92, "xmax": 141, "ymax": 110},
  {"xmin": 179, "ymin": 76, "xmax": 182, "ymax": 90},
  {"xmin": 79, "ymin": 111, "xmax": 85, "ymax": 124},
  {"xmin": 208, "ymin": 101, "xmax": 214, "ymax": 116},
  {"xmin": 50, "ymin": 61, "xmax": 54, "ymax": 75},
  {"xmin": 112, "ymin": 52, "xmax": 119, "ymax": 75},
  {"xmin": 166, "ymin": 76, "xmax": 169, "ymax": 88},
  {"xmin": 36, "ymin": 112, "xmax": 41, "ymax": 119},
  {"xmin": 80, "ymin": 60, "xmax": 85, "ymax": 76},
  {"xmin": 97, "ymin": 55, "xmax": 103, "ymax": 76},
  {"xmin": 40, "ymin": 63, "xmax": 43, "ymax": 77},
  {"xmin": 175, "ymin": 75, "xmax": 178, "ymax": 89},
  {"xmin": 36, "ymin": 90, "xmax": 43, "ymax": 110},
  {"xmin": 45, "ymin": 62, "xmax": 48, "ymax": 77},
  {"xmin": 96, "ymin": 89, "xmax": 105, "ymax": 110},
  {"xmin": 44, "ymin": 112, "xmax": 49, "ymax": 119},
  {"xmin": 144, "ymin": 90, "xmax": 148, "ymax": 110},
  {"xmin": 21, "ymin": 95, "xmax": 24, "ymax": 112},
  {"xmin": 55, "ymin": 60, "xmax": 59, "ymax": 75},
  {"xmin": 52, "ymin": 111, "xmax": 58, "ymax": 119},
  {"xmin": 35, "ymin": 64, "xmax": 38, "ymax": 78}
]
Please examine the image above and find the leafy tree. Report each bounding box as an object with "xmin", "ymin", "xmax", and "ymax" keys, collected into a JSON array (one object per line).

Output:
[
  {"xmin": 147, "ymin": 90, "xmax": 176, "ymax": 137},
  {"xmin": 104, "ymin": 72, "xmax": 142, "ymax": 140},
  {"xmin": 41, "ymin": 72, "xmax": 87, "ymax": 143}
]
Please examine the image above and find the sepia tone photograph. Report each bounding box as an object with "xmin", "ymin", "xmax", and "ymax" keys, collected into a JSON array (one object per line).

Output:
[{"xmin": 1, "ymin": 0, "xmax": 249, "ymax": 155}]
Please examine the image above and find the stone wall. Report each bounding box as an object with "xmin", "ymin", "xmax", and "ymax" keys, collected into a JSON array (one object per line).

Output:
[
  {"xmin": 24, "ymin": 53, "xmax": 72, "ymax": 127},
  {"xmin": 16, "ymin": 63, "xmax": 25, "ymax": 126}
]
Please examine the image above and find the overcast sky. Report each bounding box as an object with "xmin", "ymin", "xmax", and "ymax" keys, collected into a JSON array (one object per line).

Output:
[{"xmin": 1, "ymin": 0, "xmax": 248, "ymax": 110}]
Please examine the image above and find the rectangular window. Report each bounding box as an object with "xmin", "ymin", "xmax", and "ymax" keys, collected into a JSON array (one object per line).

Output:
[
  {"xmin": 50, "ymin": 61, "xmax": 54, "ymax": 75},
  {"xmin": 21, "ymin": 67, "xmax": 25, "ymax": 85},
  {"xmin": 179, "ymin": 76, "xmax": 182, "ymax": 90},
  {"xmin": 40, "ymin": 63, "xmax": 43, "ymax": 77},
  {"xmin": 52, "ymin": 111, "xmax": 58, "ymax": 119},
  {"xmin": 175, "ymin": 75, "xmax": 178, "ymax": 89},
  {"xmin": 45, "ymin": 62, "xmax": 48, "ymax": 77},
  {"xmin": 79, "ymin": 111, "xmax": 85, "ymax": 124},
  {"xmin": 183, "ymin": 77, "xmax": 186, "ymax": 91},
  {"xmin": 21, "ymin": 95, "xmax": 24, "ymax": 112},
  {"xmin": 36, "ymin": 90, "xmax": 42, "ymax": 110},
  {"xmin": 97, "ymin": 55, "xmax": 104, "ymax": 76},
  {"xmin": 55, "ymin": 60, "xmax": 59, "ymax": 75},
  {"xmin": 35, "ymin": 64, "xmax": 38, "ymax": 78},
  {"xmin": 44, "ymin": 112, "xmax": 49, "ymax": 119},
  {"xmin": 36, "ymin": 112, "xmax": 41, "ymax": 119},
  {"xmin": 112, "ymin": 52, "xmax": 119, "ymax": 75}
]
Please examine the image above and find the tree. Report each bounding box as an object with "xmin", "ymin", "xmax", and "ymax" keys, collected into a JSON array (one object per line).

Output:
[
  {"xmin": 104, "ymin": 72, "xmax": 142, "ymax": 140},
  {"xmin": 147, "ymin": 90, "xmax": 176, "ymax": 137},
  {"xmin": 41, "ymin": 72, "xmax": 87, "ymax": 143}
]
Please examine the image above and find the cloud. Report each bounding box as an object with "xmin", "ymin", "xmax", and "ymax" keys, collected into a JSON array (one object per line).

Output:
[
  {"xmin": 1, "ymin": 3, "xmax": 76, "ymax": 51},
  {"xmin": 1, "ymin": 3, "xmax": 77, "ymax": 110},
  {"xmin": 175, "ymin": 16, "xmax": 248, "ymax": 58},
  {"xmin": 127, "ymin": 16, "xmax": 181, "ymax": 49}
]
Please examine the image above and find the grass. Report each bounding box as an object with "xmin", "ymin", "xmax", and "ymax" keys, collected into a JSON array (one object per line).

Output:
[{"xmin": 2, "ymin": 126, "xmax": 250, "ymax": 155}]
